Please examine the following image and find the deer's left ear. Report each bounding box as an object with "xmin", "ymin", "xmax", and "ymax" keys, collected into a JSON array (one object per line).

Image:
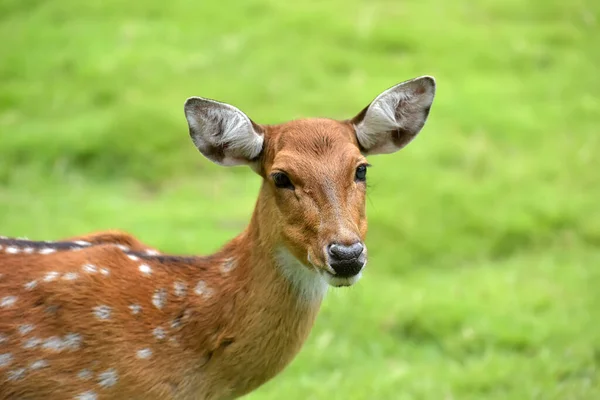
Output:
[{"xmin": 351, "ymin": 76, "xmax": 436, "ymax": 155}]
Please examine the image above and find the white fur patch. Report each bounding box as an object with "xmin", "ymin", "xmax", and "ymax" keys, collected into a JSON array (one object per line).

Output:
[
  {"xmin": 24, "ymin": 280, "xmax": 38, "ymax": 290},
  {"xmin": 139, "ymin": 264, "xmax": 152, "ymax": 275},
  {"xmin": 29, "ymin": 359, "xmax": 49, "ymax": 370},
  {"xmin": 83, "ymin": 264, "xmax": 97, "ymax": 274},
  {"xmin": 136, "ymin": 348, "xmax": 152, "ymax": 359},
  {"xmin": 7, "ymin": 368, "xmax": 25, "ymax": 380},
  {"xmin": 44, "ymin": 271, "xmax": 60, "ymax": 282},
  {"xmin": 151, "ymin": 288, "xmax": 167, "ymax": 310},
  {"xmin": 6, "ymin": 247, "xmax": 19, "ymax": 254},
  {"xmin": 0, "ymin": 296, "xmax": 17, "ymax": 308},
  {"xmin": 0, "ymin": 353, "xmax": 12, "ymax": 367},
  {"xmin": 93, "ymin": 305, "xmax": 112, "ymax": 320},
  {"xmin": 78, "ymin": 369, "xmax": 93, "ymax": 380},
  {"xmin": 63, "ymin": 272, "xmax": 79, "ymax": 281},
  {"xmin": 76, "ymin": 391, "xmax": 97, "ymax": 400},
  {"xmin": 194, "ymin": 281, "xmax": 213, "ymax": 298},
  {"xmin": 153, "ymin": 327, "xmax": 166, "ymax": 340},
  {"xmin": 275, "ymin": 248, "xmax": 328, "ymax": 303},
  {"xmin": 173, "ymin": 281, "xmax": 187, "ymax": 297},
  {"xmin": 129, "ymin": 304, "xmax": 142, "ymax": 315},
  {"xmin": 39, "ymin": 248, "xmax": 56, "ymax": 255},
  {"xmin": 23, "ymin": 337, "xmax": 41, "ymax": 349},
  {"xmin": 18, "ymin": 324, "xmax": 34, "ymax": 335},
  {"xmin": 221, "ymin": 257, "xmax": 236, "ymax": 273},
  {"xmin": 98, "ymin": 368, "xmax": 118, "ymax": 388}
]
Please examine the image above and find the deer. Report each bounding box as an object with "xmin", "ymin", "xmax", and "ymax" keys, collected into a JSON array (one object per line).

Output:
[{"xmin": 0, "ymin": 75, "xmax": 436, "ymax": 400}]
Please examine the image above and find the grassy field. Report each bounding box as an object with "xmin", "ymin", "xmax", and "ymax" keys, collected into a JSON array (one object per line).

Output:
[{"xmin": 1, "ymin": 0, "xmax": 599, "ymax": 398}]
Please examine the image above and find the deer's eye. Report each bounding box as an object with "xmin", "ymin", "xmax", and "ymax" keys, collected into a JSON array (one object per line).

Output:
[
  {"xmin": 272, "ymin": 172, "xmax": 295, "ymax": 190},
  {"xmin": 355, "ymin": 164, "xmax": 368, "ymax": 182}
]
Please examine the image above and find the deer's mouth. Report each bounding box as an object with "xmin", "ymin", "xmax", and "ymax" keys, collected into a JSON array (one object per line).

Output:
[{"xmin": 322, "ymin": 270, "xmax": 363, "ymax": 287}]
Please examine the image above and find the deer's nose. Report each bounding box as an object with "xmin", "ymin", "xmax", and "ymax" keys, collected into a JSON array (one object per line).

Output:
[{"xmin": 327, "ymin": 242, "xmax": 366, "ymax": 277}]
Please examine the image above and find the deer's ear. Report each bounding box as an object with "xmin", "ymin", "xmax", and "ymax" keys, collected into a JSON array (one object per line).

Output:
[
  {"xmin": 184, "ymin": 97, "xmax": 264, "ymax": 166},
  {"xmin": 351, "ymin": 76, "xmax": 436, "ymax": 155}
]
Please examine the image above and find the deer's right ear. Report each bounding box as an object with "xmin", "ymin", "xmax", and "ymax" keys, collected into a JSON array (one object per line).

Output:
[{"xmin": 184, "ymin": 97, "xmax": 264, "ymax": 166}]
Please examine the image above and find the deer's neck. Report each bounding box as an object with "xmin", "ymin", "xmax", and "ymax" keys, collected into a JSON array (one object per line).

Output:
[
  {"xmin": 240, "ymin": 186, "xmax": 328, "ymax": 305},
  {"xmin": 198, "ymin": 189, "xmax": 327, "ymax": 397}
]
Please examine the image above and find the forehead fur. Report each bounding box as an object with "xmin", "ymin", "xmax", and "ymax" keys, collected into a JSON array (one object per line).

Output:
[{"xmin": 262, "ymin": 119, "xmax": 362, "ymax": 170}]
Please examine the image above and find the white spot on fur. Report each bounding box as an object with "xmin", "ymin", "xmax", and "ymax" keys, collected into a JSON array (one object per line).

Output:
[
  {"xmin": 23, "ymin": 247, "xmax": 34, "ymax": 254},
  {"xmin": 152, "ymin": 288, "xmax": 167, "ymax": 310},
  {"xmin": 0, "ymin": 296, "xmax": 17, "ymax": 307},
  {"xmin": 127, "ymin": 254, "xmax": 139, "ymax": 261},
  {"xmin": 29, "ymin": 359, "xmax": 49, "ymax": 370},
  {"xmin": 153, "ymin": 327, "xmax": 166, "ymax": 340},
  {"xmin": 93, "ymin": 305, "xmax": 111, "ymax": 320},
  {"xmin": 24, "ymin": 280, "xmax": 37, "ymax": 290},
  {"xmin": 78, "ymin": 369, "xmax": 93, "ymax": 380},
  {"xmin": 6, "ymin": 247, "xmax": 19, "ymax": 254},
  {"xmin": 74, "ymin": 240, "xmax": 91, "ymax": 247},
  {"xmin": 129, "ymin": 304, "xmax": 142, "ymax": 315},
  {"xmin": 23, "ymin": 337, "xmax": 41, "ymax": 349},
  {"xmin": 0, "ymin": 353, "xmax": 12, "ymax": 367},
  {"xmin": 145, "ymin": 249, "xmax": 160, "ymax": 256},
  {"xmin": 7, "ymin": 367, "xmax": 25, "ymax": 380},
  {"xmin": 194, "ymin": 281, "xmax": 213, "ymax": 298},
  {"xmin": 115, "ymin": 244, "xmax": 129, "ymax": 251},
  {"xmin": 221, "ymin": 257, "xmax": 236, "ymax": 273},
  {"xmin": 39, "ymin": 248, "xmax": 56, "ymax": 255},
  {"xmin": 100, "ymin": 268, "xmax": 110, "ymax": 276},
  {"xmin": 98, "ymin": 368, "xmax": 118, "ymax": 388},
  {"xmin": 139, "ymin": 264, "xmax": 152, "ymax": 275},
  {"xmin": 18, "ymin": 324, "xmax": 34, "ymax": 335},
  {"xmin": 83, "ymin": 264, "xmax": 97, "ymax": 274},
  {"xmin": 174, "ymin": 281, "xmax": 187, "ymax": 297},
  {"xmin": 63, "ymin": 333, "xmax": 82, "ymax": 350},
  {"xmin": 0, "ymin": 334, "xmax": 7, "ymax": 344},
  {"xmin": 63, "ymin": 272, "xmax": 79, "ymax": 280},
  {"xmin": 76, "ymin": 390, "xmax": 97, "ymax": 400},
  {"xmin": 275, "ymin": 248, "xmax": 328, "ymax": 303},
  {"xmin": 42, "ymin": 336, "xmax": 64, "ymax": 351},
  {"xmin": 44, "ymin": 271, "xmax": 59, "ymax": 282},
  {"xmin": 136, "ymin": 348, "xmax": 152, "ymax": 359}
]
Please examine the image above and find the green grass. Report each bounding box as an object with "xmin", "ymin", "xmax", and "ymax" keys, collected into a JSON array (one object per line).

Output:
[{"xmin": 1, "ymin": 0, "xmax": 599, "ymax": 398}]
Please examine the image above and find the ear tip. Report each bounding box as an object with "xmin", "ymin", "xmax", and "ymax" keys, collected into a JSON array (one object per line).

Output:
[
  {"xmin": 184, "ymin": 96, "xmax": 205, "ymax": 110},
  {"xmin": 415, "ymin": 75, "xmax": 436, "ymax": 91}
]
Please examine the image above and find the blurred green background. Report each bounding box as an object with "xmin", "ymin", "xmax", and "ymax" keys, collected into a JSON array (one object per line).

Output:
[{"xmin": 1, "ymin": 0, "xmax": 599, "ymax": 398}]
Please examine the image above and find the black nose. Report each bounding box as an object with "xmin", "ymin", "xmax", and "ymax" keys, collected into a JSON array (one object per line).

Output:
[{"xmin": 327, "ymin": 242, "xmax": 365, "ymax": 277}]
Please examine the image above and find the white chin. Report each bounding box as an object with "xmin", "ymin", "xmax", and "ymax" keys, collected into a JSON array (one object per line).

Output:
[{"xmin": 323, "ymin": 271, "xmax": 362, "ymax": 287}]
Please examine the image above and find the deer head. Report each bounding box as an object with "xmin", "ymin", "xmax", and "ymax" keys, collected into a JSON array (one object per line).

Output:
[{"xmin": 184, "ymin": 76, "xmax": 436, "ymax": 288}]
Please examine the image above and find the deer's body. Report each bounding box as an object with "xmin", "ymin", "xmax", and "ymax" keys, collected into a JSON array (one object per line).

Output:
[
  {"xmin": 0, "ymin": 76, "xmax": 436, "ymax": 399},
  {"xmin": 0, "ymin": 229, "xmax": 322, "ymax": 400}
]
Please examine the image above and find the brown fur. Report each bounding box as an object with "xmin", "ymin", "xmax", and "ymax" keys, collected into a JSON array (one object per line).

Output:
[
  {"xmin": 0, "ymin": 76, "xmax": 435, "ymax": 399},
  {"xmin": 0, "ymin": 120, "xmax": 364, "ymax": 400}
]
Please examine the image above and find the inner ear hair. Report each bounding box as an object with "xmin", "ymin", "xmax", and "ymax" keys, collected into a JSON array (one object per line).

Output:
[
  {"xmin": 352, "ymin": 76, "xmax": 436, "ymax": 155},
  {"xmin": 184, "ymin": 97, "xmax": 264, "ymax": 167}
]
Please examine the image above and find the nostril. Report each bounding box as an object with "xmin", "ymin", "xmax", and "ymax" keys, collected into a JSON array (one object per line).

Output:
[{"xmin": 328, "ymin": 242, "xmax": 365, "ymax": 261}]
